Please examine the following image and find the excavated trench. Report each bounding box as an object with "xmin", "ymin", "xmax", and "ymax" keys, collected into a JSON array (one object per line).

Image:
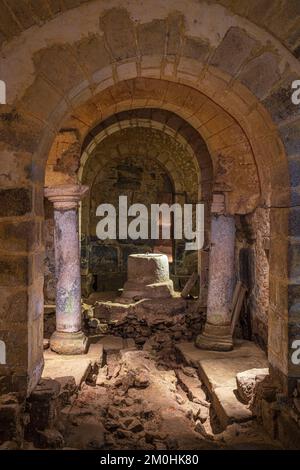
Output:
[
  {"xmin": 72, "ymin": 350, "xmax": 280, "ymax": 449},
  {"xmin": 31, "ymin": 337, "xmax": 281, "ymax": 450},
  {"xmin": 25, "ymin": 294, "xmax": 282, "ymax": 450}
]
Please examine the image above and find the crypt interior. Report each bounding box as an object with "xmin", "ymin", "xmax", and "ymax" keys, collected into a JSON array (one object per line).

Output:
[{"xmin": 0, "ymin": 0, "xmax": 300, "ymax": 451}]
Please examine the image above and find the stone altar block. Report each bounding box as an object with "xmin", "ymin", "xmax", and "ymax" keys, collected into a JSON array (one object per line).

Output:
[{"xmin": 121, "ymin": 253, "xmax": 174, "ymax": 301}]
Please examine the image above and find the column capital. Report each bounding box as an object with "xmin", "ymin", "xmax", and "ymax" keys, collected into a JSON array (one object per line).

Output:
[
  {"xmin": 211, "ymin": 193, "xmax": 225, "ymax": 214},
  {"xmin": 44, "ymin": 184, "xmax": 89, "ymax": 210}
]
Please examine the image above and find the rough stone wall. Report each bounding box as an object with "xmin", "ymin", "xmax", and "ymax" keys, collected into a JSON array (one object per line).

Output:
[
  {"xmin": 44, "ymin": 199, "xmax": 55, "ymax": 304},
  {"xmin": 87, "ymin": 154, "xmax": 174, "ymax": 291},
  {"xmin": 234, "ymin": 208, "xmax": 270, "ymax": 349},
  {"xmin": 0, "ymin": 1, "xmax": 299, "ymax": 60},
  {"xmin": 248, "ymin": 208, "xmax": 270, "ymax": 349},
  {"xmin": 45, "ymin": 130, "xmax": 80, "ymax": 186}
]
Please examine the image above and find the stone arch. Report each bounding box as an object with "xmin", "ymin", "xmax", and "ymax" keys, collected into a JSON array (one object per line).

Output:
[
  {"xmin": 0, "ymin": 1, "xmax": 297, "ymax": 396},
  {"xmin": 54, "ymin": 78, "xmax": 263, "ymax": 214},
  {"xmin": 40, "ymin": 75, "xmax": 288, "ymax": 390},
  {"xmin": 74, "ymin": 107, "xmax": 211, "ymax": 298},
  {"xmin": 79, "ymin": 111, "xmax": 202, "ymax": 190},
  {"xmin": 78, "ymin": 123, "xmax": 201, "ymax": 294},
  {"xmin": 80, "ymin": 126, "xmax": 200, "ymax": 227}
]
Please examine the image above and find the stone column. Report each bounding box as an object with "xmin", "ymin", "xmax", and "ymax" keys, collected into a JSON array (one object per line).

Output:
[
  {"xmin": 196, "ymin": 194, "xmax": 235, "ymax": 351},
  {"xmin": 44, "ymin": 184, "xmax": 89, "ymax": 355}
]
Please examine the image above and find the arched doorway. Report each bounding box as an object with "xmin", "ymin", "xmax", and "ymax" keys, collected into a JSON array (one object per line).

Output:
[{"xmin": 0, "ymin": 2, "xmax": 295, "ymax": 403}]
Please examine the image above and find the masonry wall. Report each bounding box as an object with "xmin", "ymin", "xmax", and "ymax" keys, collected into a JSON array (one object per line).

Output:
[
  {"xmin": 83, "ymin": 154, "xmax": 174, "ymax": 292},
  {"xmin": 234, "ymin": 208, "xmax": 270, "ymax": 349}
]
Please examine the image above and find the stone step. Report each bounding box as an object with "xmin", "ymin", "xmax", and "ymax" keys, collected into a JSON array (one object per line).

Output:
[
  {"xmin": 43, "ymin": 341, "xmax": 104, "ymax": 389},
  {"xmin": 212, "ymin": 386, "xmax": 252, "ymax": 428},
  {"xmin": 176, "ymin": 339, "xmax": 268, "ymax": 430},
  {"xmin": 97, "ymin": 335, "xmax": 136, "ymax": 353},
  {"xmin": 175, "ymin": 369, "xmax": 209, "ymax": 406}
]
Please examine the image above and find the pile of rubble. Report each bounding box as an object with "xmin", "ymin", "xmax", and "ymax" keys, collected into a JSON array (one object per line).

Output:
[
  {"xmin": 82, "ymin": 348, "xmax": 218, "ymax": 450},
  {"xmin": 1, "ymin": 290, "xmax": 286, "ymax": 451},
  {"xmin": 59, "ymin": 344, "xmax": 281, "ymax": 450},
  {"xmin": 0, "ymin": 338, "xmax": 284, "ymax": 450},
  {"xmin": 83, "ymin": 296, "xmax": 205, "ymax": 347},
  {"xmin": 247, "ymin": 371, "xmax": 300, "ymax": 449}
]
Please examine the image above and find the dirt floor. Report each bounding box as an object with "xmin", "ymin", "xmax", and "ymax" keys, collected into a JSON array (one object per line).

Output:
[
  {"xmin": 32, "ymin": 292, "xmax": 283, "ymax": 451},
  {"xmin": 45, "ymin": 341, "xmax": 282, "ymax": 451}
]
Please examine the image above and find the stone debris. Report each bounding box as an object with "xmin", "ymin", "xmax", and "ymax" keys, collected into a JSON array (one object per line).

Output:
[
  {"xmin": 83, "ymin": 296, "xmax": 205, "ymax": 348},
  {"xmin": 64, "ymin": 413, "xmax": 105, "ymax": 450},
  {"xmin": 0, "ymin": 440, "xmax": 19, "ymax": 450},
  {"xmin": 236, "ymin": 368, "xmax": 269, "ymax": 404},
  {"xmin": 0, "ymin": 393, "xmax": 23, "ymax": 445},
  {"xmin": 126, "ymin": 418, "xmax": 144, "ymax": 433},
  {"xmin": 26, "ymin": 379, "xmax": 61, "ymax": 441},
  {"xmin": 134, "ymin": 372, "xmax": 150, "ymax": 389},
  {"xmin": 175, "ymin": 369, "xmax": 209, "ymax": 406},
  {"xmin": 194, "ymin": 419, "xmax": 214, "ymax": 440},
  {"xmin": 36, "ymin": 428, "xmax": 64, "ymax": 449},
  {"xmin": 14, "ymin": 335, "xmax": 282, "ymax": 450},
  {"xmin": 96, "ymin": 365, "xmax": 108, "ymax": 386}
]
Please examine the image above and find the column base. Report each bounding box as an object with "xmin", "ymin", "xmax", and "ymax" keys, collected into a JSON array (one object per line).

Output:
[
  {"xmin": 195, "ymin": 323, "xmax": 233, "ymax": 352},
  {"xmin": 50, "ymin": 330, "xmax": 88, "ymax": 355}
]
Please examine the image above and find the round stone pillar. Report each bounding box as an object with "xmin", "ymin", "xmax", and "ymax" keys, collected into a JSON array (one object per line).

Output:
[
  {"xmin": 196, "ymin": 194, "xmax": 235, "ymax": 351},
  {"xmin": 44, "ymin": 184, "xmax": 89, "ymax": 354}
]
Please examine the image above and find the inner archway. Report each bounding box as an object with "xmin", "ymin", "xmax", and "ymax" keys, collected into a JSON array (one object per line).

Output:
[
  {"xmin": 79, "ymin": 111, "xmax": 204, "ymax": 297},
  {"xmin": 44, "ymin": 80, "xmax": 272, "ymax": 354}
]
